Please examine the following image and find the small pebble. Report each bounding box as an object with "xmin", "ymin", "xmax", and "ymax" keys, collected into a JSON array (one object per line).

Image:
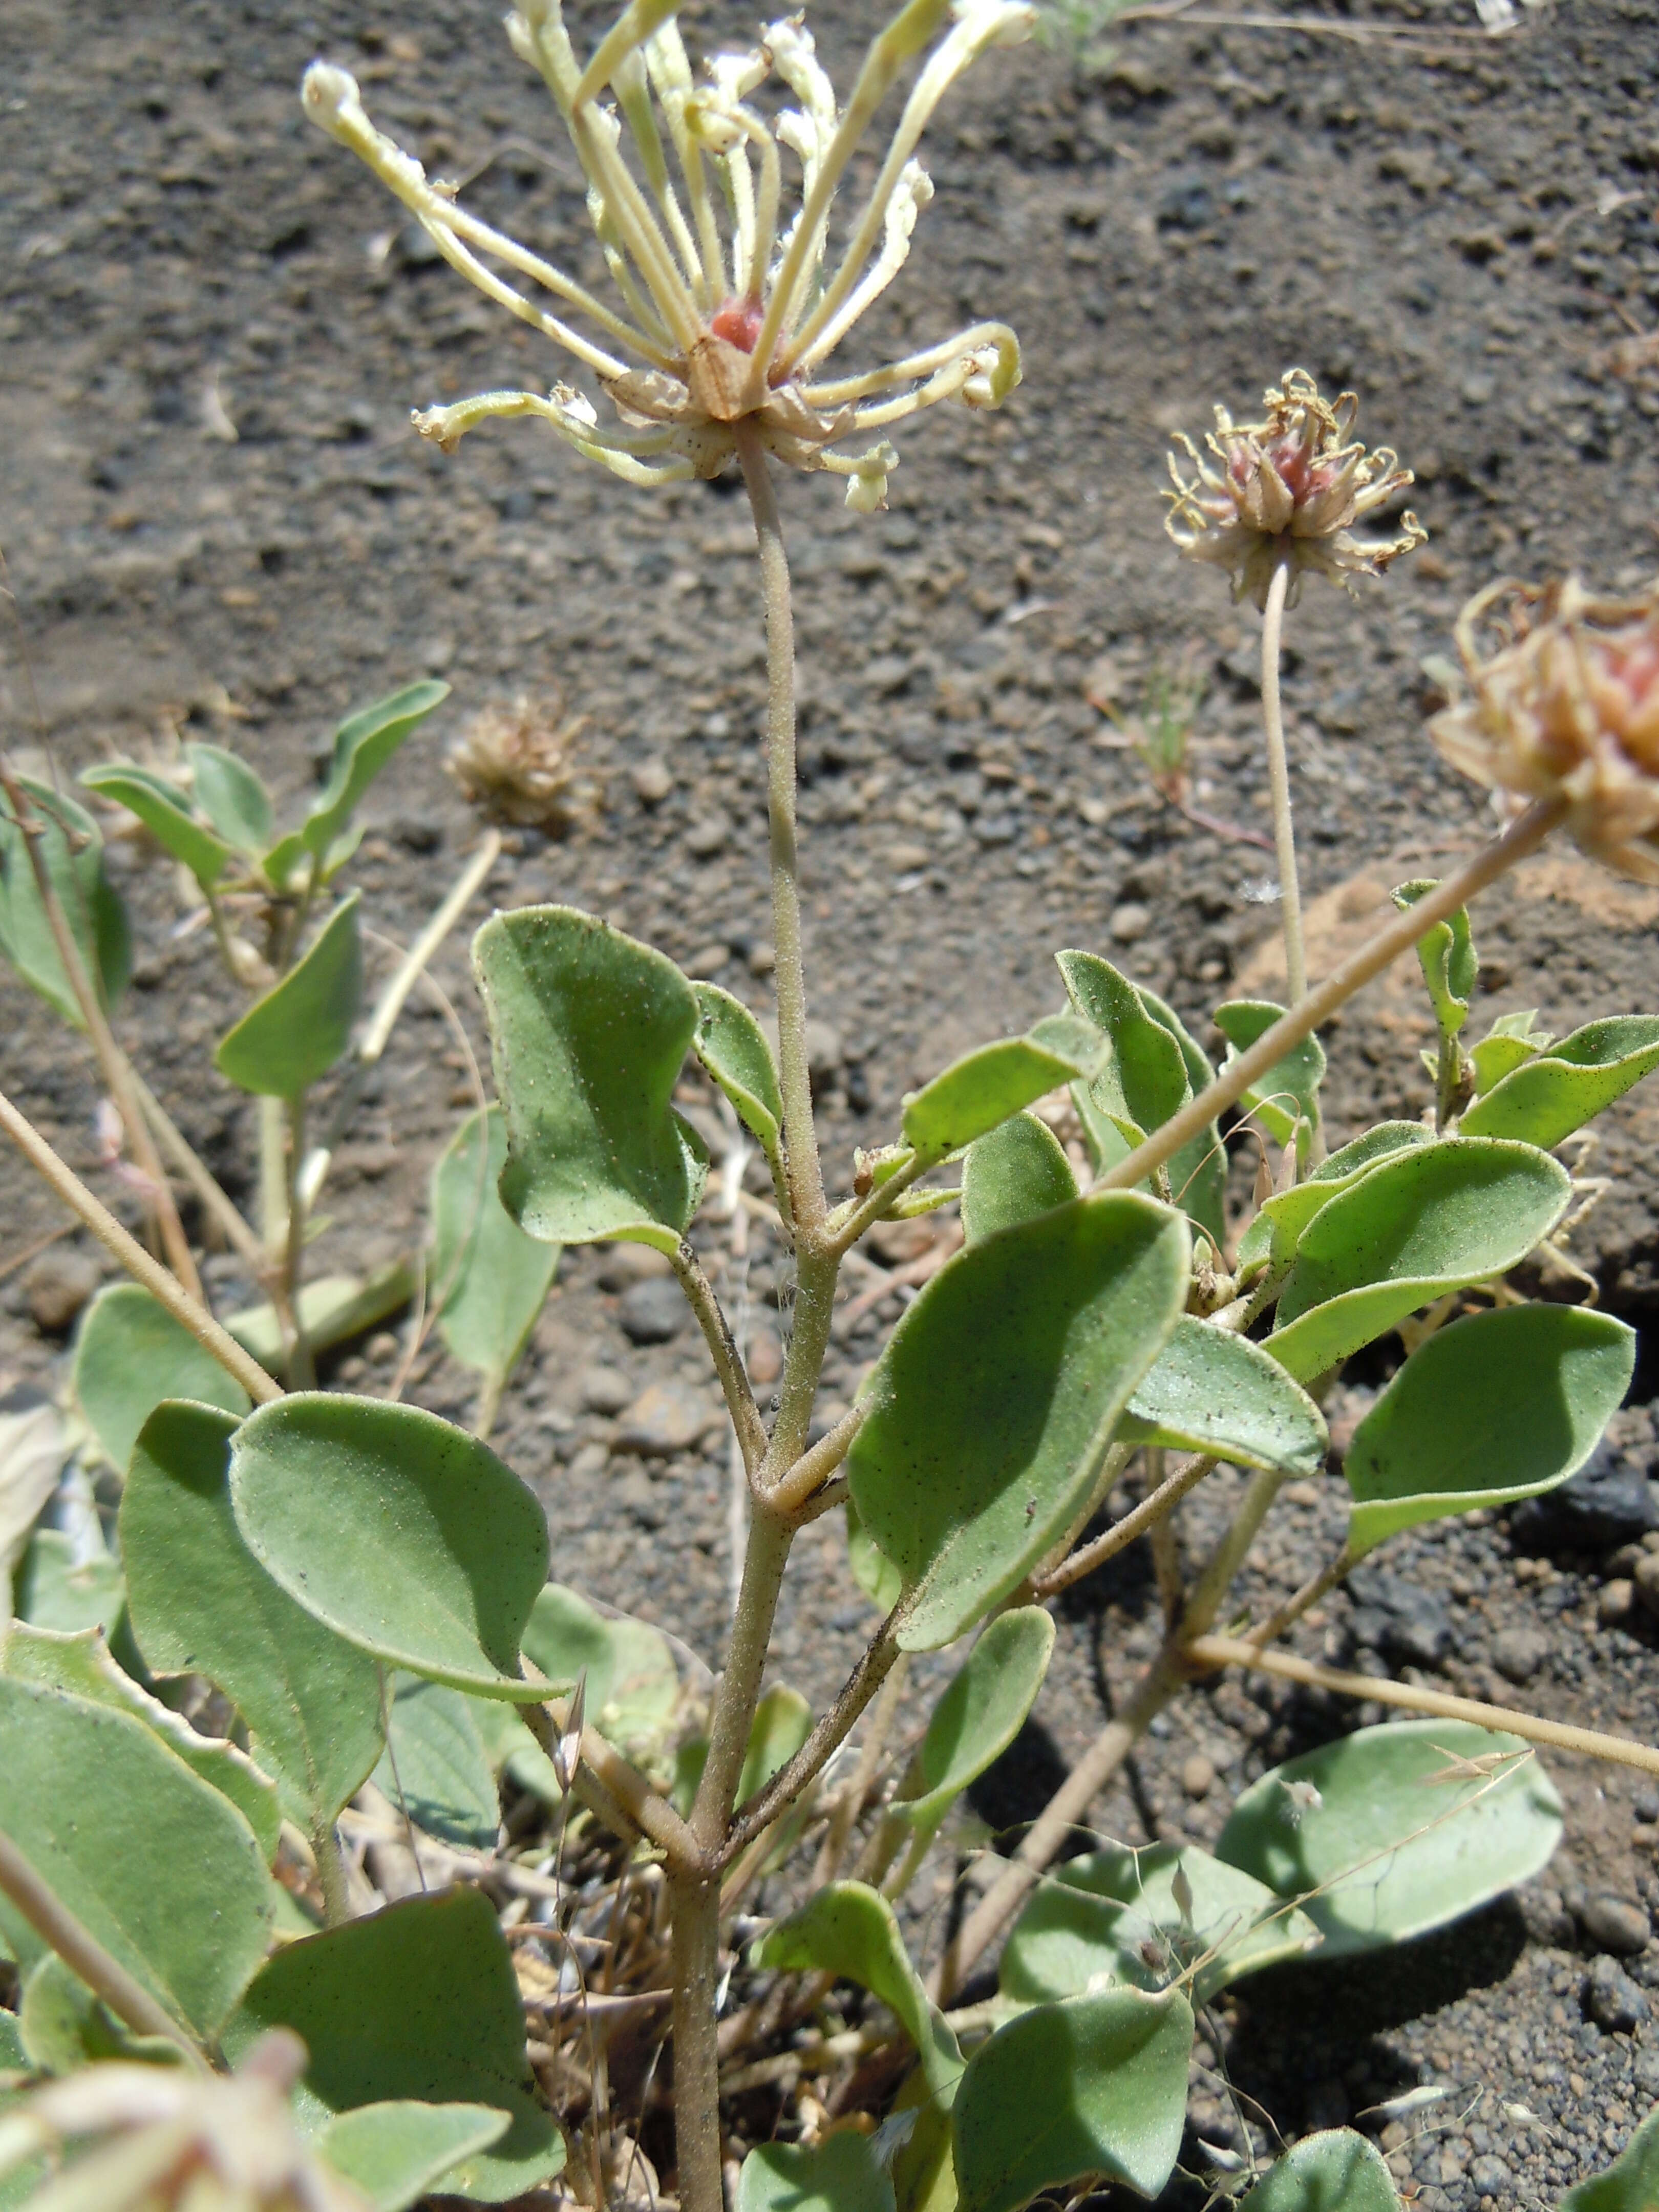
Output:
[
  {"xmin": 1577, "ymin": 1894, "xmax": 1652, "ymax": 1958},
  {"xmin": 366, "ymin": 1331, "xmax": 401, "ymax": 1366},
  {"xmin": 1109, "ymin": 901, "xmax": 1150, "ymax": 944},
  {"xmin": 686, "ymin": 814, "xmax": 729, "ymax": 858},
  {"xmin": 597, "ymin": 1244, "xmax": 673, "ymax": 1293},
  {"xmin": 1585, "ymin": 1954, "xmax": 1651, "ymax": 2032},
  {"xmin": 618, "ymin": 1277, "xmax": 687, "ymax": 1345},
  {"xmin": 631, "ymin": 758, "xmax": 672, "ymax": 804},
  {"xmin": 1181, "ymin": 1753, "xmax": 1215, "ymax": 1800},
  {"xmin": 25, "ymin": 1249, "xmax": 101, "ymax": 1335},
  {"xmin": 1633, "ymin": 1551, "xmax": 1659, "ymax": 1620},
  {"xmin": 581, "ymin": 1367, "xmax": 633, "ymax": 1416},
  {"xmin": 805, "ymin": 1020, "xmax": 843, "ymax": 1088},
  {"xmin": 613, "ymin": 1380, "xmax": 714, "ymax": 1457},
  {"xmin": 746, "ymin": 1328, "xmax": 783, "ymax": 1387},
  {"xmin": 1492, "ymin": 1624, "xmax": 1549, "ymax": 1683},
  {"xmin": 1598, "ymin": 1577, "xmax": 1635, "ymax": 1626}
]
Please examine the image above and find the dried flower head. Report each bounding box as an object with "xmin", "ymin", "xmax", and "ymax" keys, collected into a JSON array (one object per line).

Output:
[
  {"xmin": 1431, "ymin": 575, "xmax": 1659, "ymax": 882},
  {"xmin": 301, "ymin": 0, "xmax": 1031, "ymax": 513},
  {"xmin": 1165, "ymin": 368, "xmax": 1426, "ymax": 609},
  {"xmin": 0, "ymin": 2033, "xmax": 370, "ymax": 2211},
  {"xmin": 447, "ymin": 694, "xmax": 592, "ymax": 831}
]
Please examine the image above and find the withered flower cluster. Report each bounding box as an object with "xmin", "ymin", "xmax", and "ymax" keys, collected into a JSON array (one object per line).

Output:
[
  {"xmin": 1432, "ymin": 575, "xmax": 1659, "ymax": 883},
  {"xmin": 1165, "ymin": 367, "xmax": 1426, "ymax": 610}
]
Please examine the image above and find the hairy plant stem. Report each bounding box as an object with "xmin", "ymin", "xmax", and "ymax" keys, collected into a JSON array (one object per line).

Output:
[
  {"xmin": 672, "ymin": 1241, "xmax": 767, "ymax": 1481},
  {"xmin": 667, "ymin": 1868, "xmax": 724, "ymax": 2212},
  {"xmin": 282, "ymin": 1091, "xmax": 315, "ymax": 1390},
  {"xmin": 313, "ymin": 1823, "xmax": 351, "ymax": 1929},
  {"xmin": 1034, "ymin": 1453, "xmax": 1217, "ymax": 1601},
  {"xmin": 0, "ymin": 762, "xmax": 201, "ymax": 1301},
  {"xmin": 1190, "ymin": 1635, "xmax": 1659, "ymax": 1777},
  {"xmin": 0, "ymin": 1833, "xmax": 208, "ymax": 2069},
  {"xmin": 1259, "ymin": 558, "xmax": 1306, "ymax": 1006},
  {"xmin": 1095, "ymin": 796, "xmax": 1568, "ymax": 1202},
  {"xmin": 0, "ymin": 1081, "xmax": 278, "ymax": 1407}
]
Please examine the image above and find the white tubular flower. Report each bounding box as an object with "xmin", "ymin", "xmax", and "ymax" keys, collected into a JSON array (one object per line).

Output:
[{"xmin": 299, "ymin": 0, "xmax": 1031, "ymax": 503}]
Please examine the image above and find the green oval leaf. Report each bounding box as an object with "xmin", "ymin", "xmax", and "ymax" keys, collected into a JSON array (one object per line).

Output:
[
  {"xmin": 895, "ymin": 1608, "xmax": 1054, "ymax": 1837},
  {"xmin": 757, "ymin": 1883, "xmax": 964, "ymax": 2103},
  {"xmin": 0, "ymin": 779, "xmax": 130, "ymax": 1028},
  {"xmin": 1137, "ymin": 985, "xmax": 1227, "ymax": 1246},
  {"xmin": 121, "ymin": 1401, "xmax": 385, "ymax": 1836},
  {"xmin": 961, "ymin": 1113, "xmax": 1076, "ymax": 1243},
  {"xmin": 372, "ymin": 1676, "xmax": 499, "ymax": 1851},
  {"xmin": 847, "ymin": 1194, "xmax": 1189, "ymax": 1651},
  {"xmin": 73, "ymin": 1285, "xmax": 250, "ymax": 1475},
  {"xmin": 1237, "ymin": 2130, "xmax": 1402, "ymax": 2212},
  {"xmin": 738, "ymin": 1682, "xmax": 814, "ymax": 1811},
  {"xmin": 1268, "ymin": 1139, "xmax": 1570, "ymax": 1382},
  {"xmin": 229, "ymin": 1395, "xmax": 551, "ymax": 1699},
  {"xmin": 186, "ymin": 742, "xmax": 272, "ymax": 855},
  {"xmin": 431, "ymin": 1108, "xmax": 559, "ymax": 1397},
  {"xmin": 215, "ymin": 895, "xmax": 363, "ymax": 1097},
  {"xmin": 475, "ymin": 904, "xmax": 707, "ymax": 1252},
  {"xmin": 1460, "ymin": 1015, "xmax": 1659, "ymax": 1148},
  {"xmin": 1058, "ymin": 951, "xmax": 1190, "ymax": 1148},
  {"xmin": 1119, "ymin": 1316, "xmax": 1328, "ymax": 1475},
  {"xmin": 1560, "ymin": 2103, "xmax": 1659, "ymax": 2212},
  {"xmin": 225, "ymin": 1260, "xmax": 416, "ymax": 1371},
  {"xmin": 1344, "ymin": 1303, "xmax": 1635, "ymax": 1555},
  {"xmin": 320, "ymin": 2101, "xmax": 512, "ymax": 2212},
  {"xmin": 14, "ymin": 1527, "xmax": 123, "ymax": 1640},
  {"xmin": 19, "ymin": 1950, "xmax": 186, "ymax": 2075},
  {"xmin": 902, "ymin": 1020, "xmax": 1103, "ymax": 1158},
  {"xmin": 845, "ymin": 1496, "xmax": 905, "ymax": 1615},
  {"xmin": 520, "ymin": 1584, "xmax": 680, "ymax": 1754},
  {"xmin": 1236, "ymin": 1122, "xmax": 1430, "ymax": 1278},
  {"xmin": 225, "ymin": 1888, "xmax": 563, "ymax": 2203},
  {"xmin": 953, "ymin": 1987, "xmax": 1194, "ymax": 2212},
  {"xmin": 0, "ymin": 1675, "xmax": 274, "ymax": 2037},
  {"xmin": 80, "ymin": 764, "xmax": 234, "ymax": 890},
  {"xmin": 300, "ymin": 681, "xmax": 450, "ymax": 865},
  {"xmin": 1215, "ymin": 999, "xmax": 1326, "ymax": 1153},
  {"xmin": 1000, "ymin": 1840, "xmax": 1320, "ymax": 2010},
  {"xmin": 738, "ymin": 2136, "xmax": 896, "ymax": 2212},
  {"xmin": 3, "ymin": 1621, "xmax": 280, "ymax": 1863},
  {"xmin": 1215, "ymin": 1718, "xmax": 1563, "ymax": 1960},
  {"xmin": 1470, "ymin": 1008, "xmax": 1551, "ymax": 1098},
  {"xmin": 693, "ymin": 981, "xmax": 783, "ymax": 1156}
]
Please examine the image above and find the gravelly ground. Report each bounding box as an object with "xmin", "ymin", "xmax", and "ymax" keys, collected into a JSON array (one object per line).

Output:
[{"xmin": 3, "ymin": 0, "xmax": 1659, "ymax": 2198}]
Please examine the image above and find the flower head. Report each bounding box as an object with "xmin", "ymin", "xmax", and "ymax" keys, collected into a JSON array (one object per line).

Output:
[
  {"xmin": 301, "ymin": 0, "xmax": 1031, "ymax": 510},
  {"xmin": 1165, "ymin": 367, "xmax": 1426, "ymax": 609},
  {"xmin": 447, "ymin": 693, "xmax": 592, "ymax": 831},
  {"xmin": 1431, "ymin": 575, "xmax": 1659, "ymax": 882},
  {"xmin": 0, "ymin": 2033, "xmax": 369, "ymax": 2211}
]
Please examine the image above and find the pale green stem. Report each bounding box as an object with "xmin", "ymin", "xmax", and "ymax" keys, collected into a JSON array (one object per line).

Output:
[
  {"xmin": 313, "ymin": 1824, "xmax": 351, "ymax": 1928},
  {"xmin": 1259, "ymin": 557, "xmax": 1307, "ymax": 1006},
  {"xmin": 282, "ymin": 1091, "xmax": 314, "ymax": 1391},
  {"xmin": 258, "ymin": 1095, "xmax": 288, "ymax": 1256}
]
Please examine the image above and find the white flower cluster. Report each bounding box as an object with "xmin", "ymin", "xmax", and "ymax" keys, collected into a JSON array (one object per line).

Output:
[{"xmin": 302, "ymin": 0, "xmax": 1031, "ymax": 509}]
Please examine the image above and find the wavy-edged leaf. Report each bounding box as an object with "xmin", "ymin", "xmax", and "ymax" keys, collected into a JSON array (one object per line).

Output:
[
  {"xmin": 475, "ymin": 904, "xmax": 707, "ymax": 1252},
  {"xmin": 73, "ymin": 1284, "xmax": 250, "ymax": 1475},
  {"xmin": 320, "ymin": 2101, "xmax": 512, "ymax": 2212},
  {"xmin": 1237, "ymin": 2130, "xmax": 1402, "ymax": 2212},
  {"xmin": 186, "ymin": 742, "xmax": 271, "ymax": 855},
  {"xmin": 295, "ymin": 682, "xmax": 449, "ymax": 869},
  {"xmin": 4, "ymin": 1621, "xmax": 279, "ymax": 1862},
  {"xmin": 1001, "ymin": 1841, "xmax": 1319, "ymax": 2010},
  {"xmin": 1469, "ymin": 1008, "xmax": 1551, "ymax": 1098},
  {"xmin": 1215, "ymin": 999, "xmax": 1325, "ymax": 1154},
  {"xmin": 80, "ymin": 764, "xmax": 233, "ymax": 890},
  {"xmin": 758, "ymin": 1883, "xmax": 963, "ymax": 2102},
  {"xmin": 1216, "ymin": 1719, "xmax": 1562, "ymax": 1960},
  {"xmin": 953, "ymin": 1988, "xmax": 1194, "ymax": 2212},
  {"xmin": 1345, "ymin": 1302, "xmax": 1633, "ymax": 1555},
  {"xmin": 1120, "ymin": 1316, "xmax": 1328, "ymax": 1475},
  {"xmin": 372, "ymin": 1676, "xmax": 500, "ymax": 1851},
  {"xmin": 229, "ymin": 1395, "xmax": 549, "ymax": 1700},
  {"xmin": 121, "ymin": 1401, "xmax": 384, "ymax": 1837},
  {"xmin": 0, "ymin": 1675, "xmax": 273, "ymax": 2036},
  {"xmin": 847, "ymin": 1195, "xmax": 1189, "ymax": 1650},
  {"xmin": 430, "ymin": 1108, "xmax": 558, "ymax": 1402},
  {"xmin": 961, "ymin": 1113, "xmax": 1076, "ymax": 1243},
  {"xmin": 1560, "ymin": 2103, "xmax": 1659, "ymax": 2212},
  {"xmin": 902, "ymin": 1019, "xmax": 1103, "ymax": 1157},
  {"xmin": 1393, "ymin": 879, "xmax": 1476, "ymax": 1045},
  {"xmin": 893, "ymin": 1609, "xmax": 1053, "ymax": 1840},
  {"xmin": 738, "ymin": 2136, "xmax": 896, "ymax": 2212},
  {"xmin": 1460, "ymin": 1016, "xmax": 1659, "ymax": 1150},
  {"xmin": 0, "ymin": 778, "xmax": 130, "ymax": 1027},
  {"xmin": 1058, "ymin": 951, "xmax": 1189, "ymax": 1150},
  {"xmin": 225, "ymin": 1888, "xmax": 562, "ymax": 2203},
  {"xmin": 692, "ymin": 982, "xmax": 783, "ymax": 1157},
  {"xmin": 1267, "ymin": 1138, "xmax": 1570, "ymax": 1382},
  {"xmin": 1236, "ymin": 1123, "xmax": 1430, "ymax": 1278},
  {"xmin": 215, "ymin": 896, "xmax": 363, "ymax": 1096}
]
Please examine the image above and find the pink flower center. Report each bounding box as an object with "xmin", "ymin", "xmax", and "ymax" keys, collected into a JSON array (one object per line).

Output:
[{"xmin": 710, "ymin": 296, "xmax": 765, "ymax": 352}]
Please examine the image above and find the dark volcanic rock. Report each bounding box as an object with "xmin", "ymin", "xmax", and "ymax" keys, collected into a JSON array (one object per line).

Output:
[
  {"xmin": 1510, "ymin": 1445, "xmax": 1659, "ymax": 1555},
  {"xmin": 1345, "ymin": 1566, "xmax": 1454, "ymax": 1668}
]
